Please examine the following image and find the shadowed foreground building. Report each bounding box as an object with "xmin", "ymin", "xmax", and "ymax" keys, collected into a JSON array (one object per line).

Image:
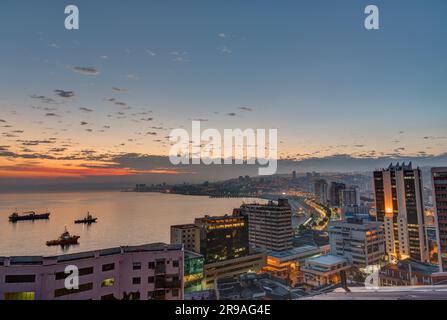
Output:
[
  {"xmin": 0, "ymin": 243, "xmax": 184, "ymax": 300},
  {"xmin": 432, "ymin": 167, "xmax": 447, "ymax": 271}
]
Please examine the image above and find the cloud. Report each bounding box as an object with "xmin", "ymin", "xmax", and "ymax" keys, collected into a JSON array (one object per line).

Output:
[
  {"xmin": 227, "ymin": 112, "xmax": 237, "ymax": 117},
  {"xmin": 79, "ymin": 107, "xmax": 93, "ymax": 112},
  {"xmin": 80, "ymin": 122, "xmax": 88, "ymax": 126},
  {"xmin": 146, "ymin": 50, "xmax": 156, "ymax": 57},
  {"xmin": 30, "ymin": 95, "xmax": 56, "ymax": 104},
  {"xmin": 45, "ymin": 113, "xmax": 59, "ymax": 117},
  {"xmin": 238, "ymin": 106, "xmax": 253, "ymax": 112},
  {"xmin": 220, "ymin": 46, "xmax": 232, "ymax": 54},
  {"xmin": 68, "ymin": 66, "xmax": 100, "ymax": 76},
  {"xmin": 112, "ymin": 87, "xmax": 128, "ymax": 92},
  {"xmin": 54, "ymin": 90, "xmax": 75, "ymax": 98}
]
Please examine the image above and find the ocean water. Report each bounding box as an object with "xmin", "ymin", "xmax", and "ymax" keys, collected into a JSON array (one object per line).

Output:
[{"xmin": 0, "ymin": 191, "xmax": 265, "ymax": 256}]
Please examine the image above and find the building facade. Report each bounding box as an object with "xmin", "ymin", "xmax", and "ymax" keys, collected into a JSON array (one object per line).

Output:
[
  {"xmin": 184, "ymin": 251, "xmax": 204, "ymax": 293},
  {"xmin": 329, "ymin": 182, "xmax": 346, "ymax": 207},
  {"xmin": 0, "ymin": 243, "xmax": 184, "ymax": 300},
  {"xmin": 329, "ymin": 218, "xmax": 385, "ymax": 268},
  {"xmin": 314, "ymin": 179, "xmax": 329, "ymax": 205},
  {"xmin": 301, "ymin": 255, "xmax": 350, "ymax": 289},
  {"xmin": 432, "ymin": 167, "xmax": 447, "ymax": 271},
  {"xmin": 170, "ymin": 224, "xmax": 200, "ymax": 253},
  {"xmin": 373, "ymin": 163, "xmax": 428, "ymax": 262},
  {"xmin": 239, "ymin": 199, "xmax": 293, "ymax": 252},
  {"xmin": 195, "ymin": 215, "xmax": 249, "ymax": 264}
]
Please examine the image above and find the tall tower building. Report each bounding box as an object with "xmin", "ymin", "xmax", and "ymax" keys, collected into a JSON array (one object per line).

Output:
[
  {"xmin": 340, "ymin": 186, "xmax": 360, "ymax": 207},
  {"xmin": 314, "ymin": 179, "xmax": 329, "ymax": 205},
  {"xmin": 373, "ymin": 163, "xmax": 428, "ymax": 262},
  {"xmin": 329, "ymin": 182, "xmax": 346, "ymax": 207},
  {"xmin": 432, "ymin": 167, "xmax": 447, "ymax": 271},
  {"xmin": 239, "ymin": 199, "xmax": 293, "ymax": 252}
]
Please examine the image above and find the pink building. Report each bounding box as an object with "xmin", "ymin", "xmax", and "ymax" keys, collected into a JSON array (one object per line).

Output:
[{"xmin": 0, "ymin": 243, "xmax": 184, "ymax": 300}]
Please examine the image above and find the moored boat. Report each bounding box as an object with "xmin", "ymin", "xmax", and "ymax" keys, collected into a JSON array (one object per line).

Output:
[
  {"xmin": 46, "ymin": 228, "xmax": 80, "ymax": 246},
  {"xmin": 9, "ymin": 211, "xmax": 50, "ymax": 222},
  {"xmin": 74, "ymin": 212, "xmax": 98, "ymax": 224}
]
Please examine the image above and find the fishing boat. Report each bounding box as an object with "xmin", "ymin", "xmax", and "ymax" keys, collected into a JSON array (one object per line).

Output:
[
  {"xmin": 74, "ymin": 212, "xmax": 98, "ymax": 224},
  {"xmin": 9, "ymin": 211, "xmax": 50, "ymax": 222},
  {"xmin": 46, "ymin": 228, "xmax": 80, "ymax": 246}
]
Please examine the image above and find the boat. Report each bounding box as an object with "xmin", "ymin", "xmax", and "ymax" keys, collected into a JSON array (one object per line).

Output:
[
  {"xmin": 9, "ymin": 211, "xmax": 50, "ymax": 222},
  {"xmin": 46, "ymin": 228, "xmax": 80, "ymax": 246},
  {"xmin": 74, "ymin": 212, "xmax": 98, "ymax": 224}
]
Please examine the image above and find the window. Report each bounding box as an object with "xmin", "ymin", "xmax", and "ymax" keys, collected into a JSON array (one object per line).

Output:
[
  {"xmin": 148, "ymin": 276, "xmax": 155, "ymax": 283},
  {"xmin": 54, "ymin": 283, "xmax": 93, "ymax": 298},
  {"xmin": 4, "ymin": 292, "xmax": 35, "ymax": 300},
  {"xmin": 172, "ymin": 289, "xmax": 180, "ymax": 297},
  {"xmin": 102, "ymin": 263, "xmax": 115, "ymax": 272},
  {"xmin": 101, "ymin": 278, "xmax": 115, "ymax": 287},
  {"xmin": 55, "ymin": 267, "xmax": 93, "ymax": 280},
  {"xmin": 132, "ymin": 277, "xmax": 141, "ymax": 285},
  {"xmin": 5, "ymin": 275, "xmax": 36, "ymax": 283},
  {"xmin": 173, "ymin": 260, "xmax": 179, "ymax": 268},
  {"xmin": 133, "ymin": 262, "xmax": 141, "ymax": 270},
  {"xmin": 101, "ymin": 294, "xmax": 115, "ymax": 300},
  {"xmin": 148, "ymin": 262, "xmax": 155, "ymax": 269}
]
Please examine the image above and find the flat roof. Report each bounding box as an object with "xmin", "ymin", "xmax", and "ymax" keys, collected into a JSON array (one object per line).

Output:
[
  {"xmin": 0, "ymin": 243, "xmax": 182, "ymax": 265},
  {"xmin": 307, "ymin": 255, "xmax": 346, "ymax": 266},
  {"xmin": 267, "ymin": 245, "xmax": 319, "ymax": 259},
  {"xmin": 300, "ymin": 285, "xmax": 447, "ymax": 300}
]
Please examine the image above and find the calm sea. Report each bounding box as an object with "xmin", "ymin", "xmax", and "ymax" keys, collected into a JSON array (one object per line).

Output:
[{"xmin": 0, "ymin": 191, "xmax": 266, "ymax": 257}]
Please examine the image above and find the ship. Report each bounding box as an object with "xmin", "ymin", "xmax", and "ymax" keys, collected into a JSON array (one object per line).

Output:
[
  {"xmin": 74, "ymin": 212, "xmax": 98, "ymax": 224},
  {"xmin": 9, "ymin": 211, "xmax": 50, "ymax": 222},
  {"xmin": 46, "ymin": 228, "xmax": 80, "ymax": 246}
]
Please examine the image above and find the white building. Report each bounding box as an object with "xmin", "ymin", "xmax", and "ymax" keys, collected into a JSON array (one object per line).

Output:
[
  {"xmin": 301, "ymin": 255, "xmax": 350, "ymax": 288},
  {"xmin": 329, "ymin": 218, "xmax": 385, "ymax": 268}
]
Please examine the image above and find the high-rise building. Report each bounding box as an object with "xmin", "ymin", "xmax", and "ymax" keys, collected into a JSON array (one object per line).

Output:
[
  {"xmin": 340, "ymin": 186, "xmax": 360, "ymax": 207},
  {"xmin": 194, "ymin": 215, "xmax": 249, "ymax": 264},
  {"xmin": 329, "ymin": 218, "xmax": 385, "ymax": 268},
  {"xmin": 314, "ymin": 179, "xmax": 329, "ymax": 205},
  {"xmin": 329, "ymin": 182, "xmax": 346, "ymax": 207},
  {"xmin": 373, "ymin": 163, "xmax": 428, "ymax": 262},
  {"xmin": 432, "ymin": 167, "xmax": 447, "ymax": 271},
  {"xmin": 170, "ymin": 224, "xmax": 200, "ymax": 253},
  {"xmin": 239, "ymin": 199, "xmax": 293, "ymax": 252}
]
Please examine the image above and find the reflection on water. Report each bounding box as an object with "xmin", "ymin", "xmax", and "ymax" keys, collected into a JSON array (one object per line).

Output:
[{"xmin": 0, "ymin": 191, "xmax": 265, "ymax": 256}]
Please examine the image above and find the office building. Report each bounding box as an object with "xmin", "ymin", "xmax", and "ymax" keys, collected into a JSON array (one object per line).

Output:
[
  {"xmin": 195, "ymin": 215, "xmax": 249, "ymax": 264},
  {"xmin": 329, "ymin": 218, "xmax": 385, "ymax": 268},
  {"xmin": 184, "ymin": 251, "xmax": 204, "ymax": 293},
  {"xmin": 432, "ymin": 167, "xmax": 447, "ymax": 271},
  {"xmin": 170, "ymin": 224, "xmax": 200, "ymax": 253},
  {"xmin": 314, "ymin": 179, "xmax": 329, "ymax": 205},
  {"xmin": 329, "ymin": 182, "xmax": 346, "ymax": 207},
  {"xmin": 0, "ymin": 243, "xmax": 183, "ymax": 300},
  {"xmin": 239, "ymin": 199, "xmax": 293, "ymax": 252},
  {"xmin": 379, "ymin": 259, "xmax": 439, "ymax": 286},
  {"xmin": 301, "ymin": 255, "xmax": 350, "ymax": 289},
  {"xmin": 339, "ymin": 186, "xmax": 360, "ymax": 207},
  {"xmin": 373, "ymin": 163, "xmax": 428, "ymax": 262},
  {"xmin": 203, "ymin": 251, "xmax": 266, "ymax": 289}
]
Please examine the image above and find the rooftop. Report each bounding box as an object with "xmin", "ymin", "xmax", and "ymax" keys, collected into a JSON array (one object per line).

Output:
[
  {"xmin": 300, "ymin": 285, "xmax": 447, "ymax": 300},
  {"xmin": 0, "ymin": 243, "xmax": 182, "ymax": 265},
  {"xmin": 307, "ymin": 255, "xmax": 347, "ymax": 266}
]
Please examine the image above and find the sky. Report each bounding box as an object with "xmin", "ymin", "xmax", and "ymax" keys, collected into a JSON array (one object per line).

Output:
[{"xmin": 0, "ymin": 0, "xmax": 446, "ymax": 187}]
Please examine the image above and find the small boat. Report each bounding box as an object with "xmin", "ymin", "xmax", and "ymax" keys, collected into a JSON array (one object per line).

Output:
[
  {"xmin": 9, "ymin": 211, "xmax": 50, "ymax": 222},
  {"xmin": 74, "ymin": 212, "xmax": 98, "ymax": 224},
  {"xmin": 46, "ymin": 228, "xmax": 80, "ymax": 246}
]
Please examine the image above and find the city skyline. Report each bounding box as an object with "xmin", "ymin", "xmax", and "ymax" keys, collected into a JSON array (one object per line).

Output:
[{"xmin": 0, "ymin": 0, "xmax": 446, "ymax": 187}]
